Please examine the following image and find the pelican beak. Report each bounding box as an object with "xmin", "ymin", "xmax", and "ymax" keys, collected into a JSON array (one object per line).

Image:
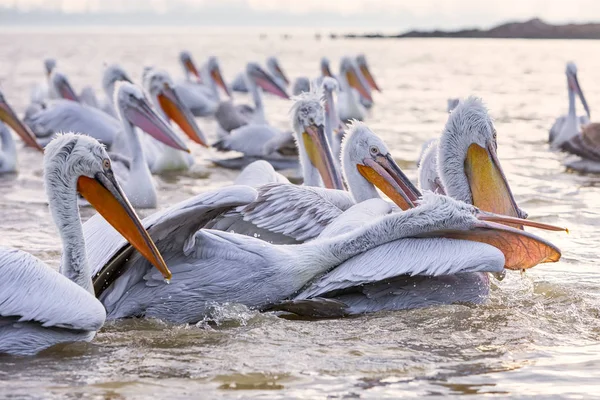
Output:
[
  {"xmin": 322, "ymin": 64, "xmax": 333, "ymax": 78},
  {"xmin": 303, "ymin": 123, "xmax": 344, "ymax": 190},
  {"xmin": 157, "ymin": 82, "xmax": 208, "ymax": 147},
  {"xmin": 252, "ymin": 67, "xmax": 290, "ymax": 99},
  {"xmin": 77, "ymin": 171, "xmax": 171, "ymax": 280},
  {"xmin": 359, "ymin": 64, "xmax": 381, "ymax": 92},
  {"xmin": 357, "ymin": 154, "xmax": 421, "ymax": 210},
  {"xmin": 124, "ymin": 95, "xmax": 190, "ymax": 153},
  {"xmin": 0, "ymin": 96, "xmax": 43, "ymax": 152},
  {"xmin": 346, "ymin": 66, "xmax": 372, "ymax": 102},
  {"xmin": 185, "ymin": 59, "xmax": 202, "ymax": 82},
  {"xmin": 210, "ymin": 65, "xmax": 231, "ymax": 98},
  {"xmin": 432, "ymin": 214, "xmax": 563, "ymax": 270},
  {"xmin": 464, "ymin": 142, "xmax": 523, "ymax": 227},
  {"xmin": 571, "ymin": 73, "xmax": 591, "ymax": 119},
  {"xmin": 274, "ymin": 61, "xmax": 290, "ymax": 85},
  {"xmin": 57, "ymin": 77, "xmax": 79, "ymax": 102}
]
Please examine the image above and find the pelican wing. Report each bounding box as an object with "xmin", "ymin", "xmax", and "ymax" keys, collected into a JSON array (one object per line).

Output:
[
  {"xmin": 24, "ymin": 100, "xmax": 121, "ymax": 146},
  {"xmin": 84, "ymin": 185, "xmax": 258, "ymax": 279},
  {"xmin": 224, "ymin": 183, "xmax": 355, "ymax": 242},
  {"xmin": 0, "ymin": 248, "xmax": 105, "ymax": 331},
  {"xmin": 295, "ymin": 238, "xmax": 505, "ymax": 299},
  {"xmin": 560, "ymin": 132, "xmax": 600, "ymax": 162},
  {"xmin": 214, "ymin": 101, "xmax": 250, "ymax": 133}
]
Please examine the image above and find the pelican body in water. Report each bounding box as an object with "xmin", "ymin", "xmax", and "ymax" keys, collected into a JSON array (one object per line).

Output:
[
  {"xmin": 0, "ymin": 90, "xmax": 44, "ymax": 173},
  {"xmin": 231, "ymin": 56, "xmax": 289, "ymax": 93},
  {"xmin": 0, "ymin": 134, "xmax": 170, "ymax": 356},
  {"xmin": 549, "ymin": 62, "xmax": 600, "ymax": 173}
]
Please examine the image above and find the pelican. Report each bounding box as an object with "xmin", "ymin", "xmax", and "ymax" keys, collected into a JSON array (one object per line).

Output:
[
  {"xmin": 355, "ymin": 54, "xmax": 380, "ymax": 109},
  {"xmin": 29, "ymin": 58, "xmax": 57, "ymax": 105},
  {"xmin": 548, "ymin": 63, "xmax": 600, "ymax": 173},
  {"xmin": 0, "ymin": 133, "xmax": 170, "ymax": 356},
  {"xmin": 270, "ymin": 97, "xmax": 563, "ymax": 317},
  {"xmin": 322, "ymin": 77, "xmax": 346, "ymax": 162},
  {"xmin": 215, "ymin": 62, "xmax": 289, "ymax": 135},
  {"xmin": 101, "ymin": 82, "xmax": 190, "ymax": 208},
  {"xmin": 0, "ymin": 91, "xmax": 44, "ymax": 173},
  {"xmin": 338, "ymin": 57, "xmax": 372, "ymax": 122},
  {"xmin": 98, "ymin": 64, "xmax": 133, "ymax": 118},
  {"xmin": 80, "ymin": 86, "xmax": 100, "ymax": 108},
  {"xmin": 142, "ymin": 68, "xmax": 208, "ymax": 173},
  {"xmin": 83, "ymin": 177, "xmax": 560, "ymax": 324},
  {"xmin": 175, "ymin": 54, "xmax": 231, "ymax": 117},
  {"xmin": 320, "ymin": 57, "xmax": 335, "ymax": 79}
]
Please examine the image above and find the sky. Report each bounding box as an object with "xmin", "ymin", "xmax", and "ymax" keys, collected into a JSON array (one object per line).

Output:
[{"xmin": 1, "ymin": 0, "xmax": 599, "ymax": 29}]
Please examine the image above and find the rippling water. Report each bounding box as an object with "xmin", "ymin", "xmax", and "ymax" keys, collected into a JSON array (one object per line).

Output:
[{"xmin": 0, "ymin": 29, "xmax": 599, "ymax": 398}]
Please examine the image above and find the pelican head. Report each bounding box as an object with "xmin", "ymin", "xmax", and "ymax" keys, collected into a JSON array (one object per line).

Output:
[
  {"xmin": 291, "ymin": 92, "xmax": 343, "ymax": 190},
  {"xmin": 50, "ymin": 70, "xmax": 79, "ymax": 102},
  {"xmin": 44, "ymin": 58, "xmax": 57, "ymax": 78},
  {"xmin": 340, "ymin": 57, "xmax": 372, "ymax": 102},
  {"xmin": 205, "ymin": 56, "xmax": 231, "ymax": 97},
  {"xmin": 342, "ymin": 121, "xmax": 421, "ymax": 209},
  {"xmin": 292, "ymin": 77, "xmax": 311, "ymax": 96},
  {"xmin": 102, "ymin": 64, "xmax": 132, "ymax": 99},
  {"xmin": 44, "ymin": 133, "xmax": 171, "ymax": 280},
  {"xmin": 144, "ymin": 68, "xmax": 208, "ymax": 147},
  {"xmin": 438, "ymin": 97, "xmax": 525, "ymax": 220},
  {"xmin": 0, "ymin": 90, "xmax": 43, "ymax": 151},
  {"xmin": 246, "ymin": 62, "xmax": 289, "ymax": 99},
  {"xmin": 321, "ymin": 57, "xmax": 333, "ymax": 77},
  {"xmin": 356, "ymin": 54, "xmax": 380, "ymax": 92},
  {"xmin": 179, "ymin": 50, "xmax": 201, "ymax": 82},
  {"xmin": 566, "ymin": 61, "xmax": 590, "ymax": 119},
  {"xmin": 266, "ymin": 56, "xmax": 289, "ymax": 85},
  {"xmin": 114, "ymin": 81, "xmax": 190, "ymax": 153}
]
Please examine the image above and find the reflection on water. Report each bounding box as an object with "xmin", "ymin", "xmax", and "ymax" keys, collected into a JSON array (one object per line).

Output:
[{"xmin": 0, "ymin": 30, "xmax": 599, "ymax": 398}]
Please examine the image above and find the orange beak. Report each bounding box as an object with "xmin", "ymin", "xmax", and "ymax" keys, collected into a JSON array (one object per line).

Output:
[
  {"xmin": 210, "ymin": 66, "xmax": 231, "ymax": 98},
  {"xmin": 157, "ymin": 83, "xmax": 208, "ymax": 147},
  {"xmin": 77, "ymin": 172, "xmax": 171, "ymax": 281},
  {"xmin": 303, "ymin": 124, "xmax": 344, "ymax": 190},
  {"xmin": 346, "ymin": 66, "xmax": 372, "ymax": 103}
]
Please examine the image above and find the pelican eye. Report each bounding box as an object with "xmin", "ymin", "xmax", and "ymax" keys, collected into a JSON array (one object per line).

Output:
[
  {"xmin": 370, "ymin": 146, "xmax": 379, "ymax": 155},
  {"xmin": 103, "ymin": 159, "xmax": 111, "ymax": 170}
]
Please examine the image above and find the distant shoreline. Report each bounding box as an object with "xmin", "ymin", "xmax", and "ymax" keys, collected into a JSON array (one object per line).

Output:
[{"xmin": 336, "ymin": 18, "xmax": 600, "ymax": 40}]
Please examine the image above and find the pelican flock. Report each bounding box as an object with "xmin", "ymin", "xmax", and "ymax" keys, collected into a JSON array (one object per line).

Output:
[{"xmin": 0, "ymin": 47, "xmax": 578, "ymax": 357}]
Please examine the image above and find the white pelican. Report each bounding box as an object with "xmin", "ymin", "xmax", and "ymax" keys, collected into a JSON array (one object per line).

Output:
[
  {"xmin": 0, "ymin": 91, "xmax": 44, "ymax": 173},
  {"xmin": 320, "ymin": 57, "xmax": 335, "ymax": 79},
  {"xmin": 80, "ymin": 86, "xmax": 100, "ymax": 108},
  {"xmin": 103, "ymin": 82, "xmax": 190, "ymax": 208},
  {"xmin": 29, "ymin": 58, "xmax": 58, "ymax": 105},
  {"xmin": 0, "ymin": 133, "xmax": 170, "ymax": 356},
  {"xmin": 47, "ymin": 70, "xmax": 80, "ymax": 102},
  {"xmin": 338, "ymin": 57, "xmax": 372, "ymax": 122},
  {"xmin": 355, "ymin": 54, "xmax": 380, "ymax": 109},
  {"xmin": 548, "ymin": 63, "xmax": 600, "ymax": 173},
  {"xmin": 215, "ymin": 62, "xmax": 290, "ymax": 135},
  {"xmin": 175, "ymin": 54, "xmax": 231, "ymax": 117},
  {"xmin": 322, "ymin": 77, "xmax": 346, "ymax": 162},
  {"xmin": 142, "ymin": 68, "xmax": 208, "ymax": 173},
  {"xmin": 98, "ymin": 64, "xmax": 133, "ymax": 118},
  {"xmin": 83, "ymin": 183, "xmax": 560, "ymax": 323}
]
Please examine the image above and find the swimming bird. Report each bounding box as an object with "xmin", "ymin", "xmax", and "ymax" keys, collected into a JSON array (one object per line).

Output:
[
  {"xmin": 102, "ymin": 82, "xmax": 190, "ymax": 208},
  {"xmin": 29, "ymin": 58, "xmax": 58, "ymax": 105},
  {"xmin": 549, "ymin": 62, "xmax": 590, "ymax": 145},
  {"xmin": 0, "ymin": 91, "xmax": 44, "ymax": 173},
  {"xmin": 355, "ymin": 54, "xmax": 380, "ymax": 109},
  {"xmin": 98, "ymin": 64, "xmax": 133, "ymax": 118},
  {"xmin": 549, "ymin": 63, "xmax": 600, "ymax": 173},
  {"xmin": 322, "ymin": 77, "xmax": 346, "ymax": 162},
  {"xmin": 231, "ymin": 56, "xmax": 289, "ymax": 93},
  {"xmin": 0, "ymin": 133, "xmax": 170, "ymax": 356},
  {"xmin": 83, "ymin": 184, "xmax": 560, "ymax": 324},
  {"xmin": 142, "ymin": 68, "xmax": 208, "ymax": 173},
  {"xmin": 175, "ymin": 54, "xmax": 231, "ymax": 117},
  {"xmin": 337, "ymin": 57, "xmax": 372, "ymax": 122}
]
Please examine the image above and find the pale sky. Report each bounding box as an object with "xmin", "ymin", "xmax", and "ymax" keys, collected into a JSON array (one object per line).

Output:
[{"xmin": 1, "ymin": 0, "xmax": 599, "ymax": 29}]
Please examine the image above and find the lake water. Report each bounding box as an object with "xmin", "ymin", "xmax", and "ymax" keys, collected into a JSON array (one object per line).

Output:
[{"xmin": 0, "ymin": 29, "xmax": 599, "ymax": 398}]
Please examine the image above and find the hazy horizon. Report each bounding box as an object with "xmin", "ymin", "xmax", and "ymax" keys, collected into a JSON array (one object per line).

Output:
[{"xmin": 1, "ymin": 0, "xmax": 599, "ymax": 30}]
